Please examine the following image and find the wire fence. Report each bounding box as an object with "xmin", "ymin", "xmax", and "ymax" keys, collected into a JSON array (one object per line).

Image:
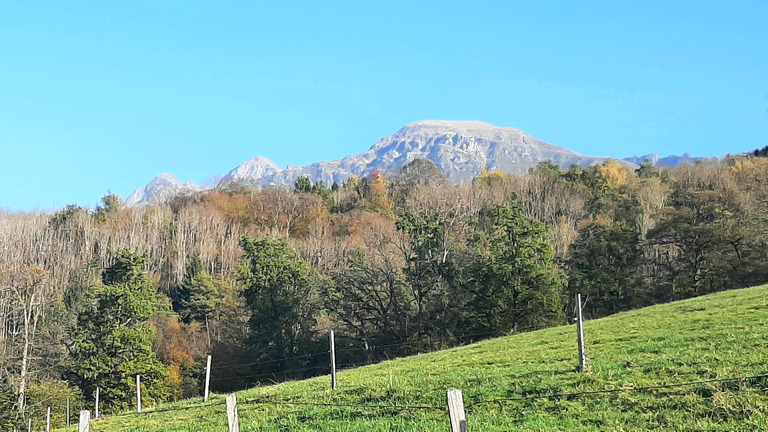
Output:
[
  {"xmin": 209, "ymin": 350, "xmax": 329, "ymax": 372},
  {"xmin": 238, "ymin": 398, "xmax": 443, "ymax": 411},
  {"xmin": 209, "ymin": 329, "xmax": 506, "ymax": 374},
  {"xmin": 203, "ymin": 329, "xmax": 509, "ymax": 390},
  {"xmin": 23, "ymin": 312, "xmax": 768, "ymax": 430},
  {"xmin": 93, "ymin": 371, "xmax": 768, "ymax": 423},
  {"xmin": 210, "ymin": 365, "xmax": 329, "ymax": 383}
]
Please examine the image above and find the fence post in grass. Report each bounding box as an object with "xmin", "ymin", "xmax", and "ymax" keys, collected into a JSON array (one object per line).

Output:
[
  {"xmin": 78, "ymin": 410, "xmax": 90, "ymax": 432},
  {"xmin": 576, "ymin": 293, "xmax": 587, "ymax": 372},
  {"xmin": 204, "ymin": 354, "xmax": 212, "ymax": 402},
  {"xmin": 330, "ymin": 330, "xmax": 337, "ymax": 390},
  {"xmin": 67, "ymin": 398, "xmax": 70, "ymax": 427},
  {"xmin": 27, "ymin": 418, "xmax": 31, "ymax": 432},
  {"xmin": 226, "ymin": 393, "xmax": 240, "ymax": 432},
  {"xmin": 136, "ymin": 375, "xmax": 142, "ymax": 413},
  {"xmin": 446, "ymin": 389, "xmax": 467, "ymax": 432},
  {"xmin": 95, "ymin": 386, "xmax": 100, "ymax": 419},
  {"xmin": 46, "ymin": 406, "xmax": 51, "ymax": 432}
]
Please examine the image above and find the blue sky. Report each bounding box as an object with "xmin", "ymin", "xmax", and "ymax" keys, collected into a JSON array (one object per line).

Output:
[{"xmin": 1, "ymin": 1, "xmax": 766, "ymax": 211}]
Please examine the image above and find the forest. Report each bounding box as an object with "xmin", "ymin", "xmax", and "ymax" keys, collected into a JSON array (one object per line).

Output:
[{"xmin": 2, "ymin": 151, "xmax": 768, "ymax": 428}]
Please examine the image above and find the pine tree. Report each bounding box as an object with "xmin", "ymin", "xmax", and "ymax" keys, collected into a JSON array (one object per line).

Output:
[
  {"xmin": 237, "ymin": 236, "xmax": 317, "ymax": 373},
  {"xmin": 175, "ymin": 256, "xmax": 222, "ymax": 345},
  {"xmin": 459, "ymin": 198, "xmax": 565, "ymax": 333},
  {"xmin": 67, "ymin": 251, "xmax": 169, "ymax": 411}
]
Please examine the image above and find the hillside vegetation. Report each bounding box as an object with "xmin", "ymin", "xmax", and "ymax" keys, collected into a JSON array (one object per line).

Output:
[
  {"xmin": 58, "ymin": 285, "xmax": 768, "ymax": 431},
  {"xmin": 4, "ymin": 155, "xmax": 768, "ymax": 428}
]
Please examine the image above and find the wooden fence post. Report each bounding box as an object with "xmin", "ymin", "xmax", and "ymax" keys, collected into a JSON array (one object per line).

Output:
[
  {"xmin": 226, "ymin": 393, "xmax": 240, "ymax": 432},
  {"xmin": 95, "ymin": 386, "xmax": 100, "ymax": 419},
  {"xmin": 576, "ymin": 293, "xmax": 587, "ymax": 372},
  {"xmin": 27, "ymin": 418, "xmax": 31, "ymax": 432},
  {"xmin": 67, "ymin": 398, "xmax": 70, "ymax": 427},
  {"xmin": 46, "ymin": 406, "xmax": 51, "ymax": 432},
  {"xmin": 204, "ymin": 354, "xmax": 212, "ymax": 402},
  {"xmin": 136, "ymin": 375, "xmax": 142, "ymax": 413},
  {"xmin": 330, "ymin": 330, "xmax": 337, "ymax": 390},
  {"xmin": 446, "ymin": 389, "xmax": 467, "ymax": 432},
  {"xmin": 78, "ymin": 410, "xmax": 90, "ymax": 432}
]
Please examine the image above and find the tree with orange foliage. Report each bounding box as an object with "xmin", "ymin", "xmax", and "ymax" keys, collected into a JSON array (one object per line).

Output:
[
  {"xmin": 364, "ymin": 170, "xmax": 394, "ymax": 217},
  {"xmin": 597, "ymin": 160, "xmax": 632, "ymax": 189}
]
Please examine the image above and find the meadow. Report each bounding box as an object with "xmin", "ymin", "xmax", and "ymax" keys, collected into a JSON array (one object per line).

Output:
[{"xmin": 57, "ymin": 285, "xmax": 768, "ymax": 431}]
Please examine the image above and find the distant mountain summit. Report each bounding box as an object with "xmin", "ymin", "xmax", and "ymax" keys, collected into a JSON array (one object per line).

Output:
[
  {"xmin": 126, "ymin": 121, "xmax": 709, "ymax": 205},
  {"xmin": 622, "ymin": 153, "xmax": 712, "ymax": 167},
  {"xmin": 125, "ymin": 173, "xmax": 209, "ymax": 206},
  {"xmin": 238, "ymin": 120, "xmax": 635, "ymax": 189},
  {"xmin": 218, "ymin": 155, "xmax": 282, "ymax": 188}
]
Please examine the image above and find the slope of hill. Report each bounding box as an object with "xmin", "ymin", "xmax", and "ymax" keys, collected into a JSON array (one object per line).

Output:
[{"xmin": 64, "ymin": 285, "xmax": 768, "ymax": 431}]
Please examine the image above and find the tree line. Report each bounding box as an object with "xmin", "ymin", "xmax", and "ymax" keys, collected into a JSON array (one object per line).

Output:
[{"xmin": 1, "ymin": 153, "xmax": 767, "ymax": 428}]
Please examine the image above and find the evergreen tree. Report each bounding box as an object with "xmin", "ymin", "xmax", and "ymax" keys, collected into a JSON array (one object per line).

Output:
[
  {"xmin": 458, "ymin": 198, "xmax": 565, "ymax": 333},
  {"xmin": 396, "ymin": 210, "xmax": 457, "ymax": 341},
  {"xmin": 567, "ymin": 219, "xmax": 642, "ymax": 317},
  {"xmin": 294, "ymin": 176, "xmax": 312, "ymax": 193},
  {"xmin": 93, "ymin": 193, "xmax": 123, "ymax": 223},
  {"xmin": 635, "ymin": 158, "xmax": 660, "ymax": 179},
  {"xmin": 174, "ymin": 256, "xmax": 222, "ymax": 345},
  {"xmin": 237, "ymin": 236, "xmax": 317, "ymax": 374},
  {"xmin": 752, "ymin": 145, "xmax": 768, "ymax": 158},
  {"xmin": 67, "ymin": 251, "xmax": 169, "ymax": 411}
]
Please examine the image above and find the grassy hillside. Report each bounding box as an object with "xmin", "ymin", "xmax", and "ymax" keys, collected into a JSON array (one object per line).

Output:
[{"xmin": 59, "ymin": 286, "xmax": 768, "ymax": 431}]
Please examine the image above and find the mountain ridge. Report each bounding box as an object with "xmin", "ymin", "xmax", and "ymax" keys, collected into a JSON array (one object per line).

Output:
[{"xmin": 126, "ymin": 121, "xmax": 709, "ymax": 205}]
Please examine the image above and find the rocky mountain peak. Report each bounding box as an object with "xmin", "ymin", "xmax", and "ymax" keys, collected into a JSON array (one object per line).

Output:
[
  {"xmin": 385, "ymin": 120, "xmax": 521, "ymax": 146},
  {"xmin": 126, "ymin": 173, "xmax": 208, "ymax": 206},
  {"xmin": 219, "ymin": 155, "xmax": 281, "ymax": 184}
]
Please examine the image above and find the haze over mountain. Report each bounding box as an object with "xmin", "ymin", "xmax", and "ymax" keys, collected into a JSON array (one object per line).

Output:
[{"xmin": 127, "ymin": 121, "xmax": 708, "ymax": 206}]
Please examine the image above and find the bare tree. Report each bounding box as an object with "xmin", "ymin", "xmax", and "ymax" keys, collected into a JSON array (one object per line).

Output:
[{"xmin": 0, "ymin": 265, "xmax": 50, "ymax": 413}]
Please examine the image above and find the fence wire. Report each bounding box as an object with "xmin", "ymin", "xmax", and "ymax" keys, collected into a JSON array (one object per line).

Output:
[
  {"xmin": 210, "ymin": 364, "xmax": 328, "ymax": 383},
  {"xmin": 239, "ymin": 397, "xmax": 443, "ymax": 411},
  {"xmin": 209, "ymin": 350, "xmax": 330, "ymax": 371},
  {"xmin": 94, "ymin": 372, "xmax": 768, "ymax": 422},
  {"xmin": 466, "ymin": 373, "xmax": 768, "ymax": 408}
]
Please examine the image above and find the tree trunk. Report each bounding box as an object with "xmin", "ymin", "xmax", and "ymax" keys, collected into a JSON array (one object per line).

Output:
[{"xmin": 17, "ymin": 294, "xmax": 34, "ymax": 414}]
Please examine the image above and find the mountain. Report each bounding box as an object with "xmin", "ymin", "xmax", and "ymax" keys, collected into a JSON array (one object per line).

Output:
[
  {"xmin": 218, "ymin": 155, "xmax": 282, "ymax": 188},
  {"xmin": 128, "ymin": 120, "xmax": 714, "ymax": 206},
  {"xmin": 128, "ymin": 156, "xmax": 281, "ymax": 206},
  {"xmin": 243, "ymin": 120, "xmax": 636, "ymax": 189},
  {"xmin": 622, "ymin": 153, "xmax": 712, "ymax": 167},
  {"xmin": 125, "ymin": 173, "xmax": 209, "ymax": 206}
]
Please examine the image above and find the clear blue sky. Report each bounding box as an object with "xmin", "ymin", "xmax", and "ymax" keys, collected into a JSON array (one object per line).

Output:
[{"xmin": 1, "ymin": 1, "xmax": 766, "ymax": 211}]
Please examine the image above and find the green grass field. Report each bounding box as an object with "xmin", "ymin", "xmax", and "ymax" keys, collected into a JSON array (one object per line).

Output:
[{"xmin": 58, "ymin": 285, "xmax": 768, "ymax": 431}]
